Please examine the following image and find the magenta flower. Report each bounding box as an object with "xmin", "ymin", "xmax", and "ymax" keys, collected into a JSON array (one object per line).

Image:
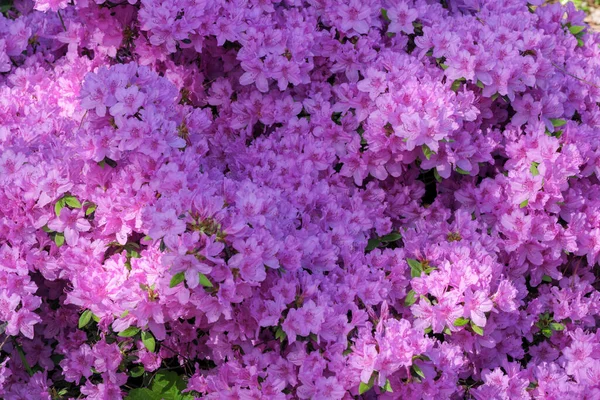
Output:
[
  {"xmin": 33, "ymin": 0, "xmax": 69, "ymax": 12},
  {"xmin": 387, "ymin": 3, "xmax": 418, "ymax": 35},
  {"xmin": 109, "ymin": 86, "xmax": 145, "ymax": 116},
  {"xmin": 463, "ymin": 289, "xmax": 493, "ymax": 327},
  {"xmin": 337, "ymin": 0, "xmax": 372, "ymax": 35},
  {"xmin": 6, "ymin": 309, "xmax": 41, "ymax": 339},
  {"xmin": 47, "ymin": 209, "xmax": 91, "ymax": 247}
]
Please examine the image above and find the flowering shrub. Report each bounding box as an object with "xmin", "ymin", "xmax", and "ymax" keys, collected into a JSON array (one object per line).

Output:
[{"xmin": 1, "ymin": 0, "xmax": 600, "ymax": 398}]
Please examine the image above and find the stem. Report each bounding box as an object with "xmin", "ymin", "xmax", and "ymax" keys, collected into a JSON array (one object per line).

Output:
[
  {"xmin": 0, "ymin": 335, "xmax": 9, "ymax": 352},
  {"xmin": 552, "ymin": 61, "xmax": 600, "ymax": 90},
  {"xmin": 79, "ymin": 110, "xmax": 88, "ymax": 129},
  {"xmin": 14, "ymin": 341, "xmax": 33, "ymax": 376},
  {"xmin": 159, "ymin": 343, "xmax": 191, "ymax": 361},
  {"xmin": 57, "ymin": 10, "xmax": 67, "ymax": 32}
]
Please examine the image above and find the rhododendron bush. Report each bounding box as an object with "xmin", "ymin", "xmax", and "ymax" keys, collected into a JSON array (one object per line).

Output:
[{"xmin": 1, "ymin": 0, "xmax": 600, "ymax": 398}]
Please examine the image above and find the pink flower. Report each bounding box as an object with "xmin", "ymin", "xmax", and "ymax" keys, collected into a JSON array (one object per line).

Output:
[
  {"xmin": 493, "ymin": 280, "xmax": 518, "ymax": 312},
  {"xmin": 147, "ymin": 209, "xmax": 186, "ymax": 240},
  {"xmin": 463, "ymin": 289, "xmax": 493, "ymax": 327},
  {"xmin": 0, "ymin": 40, "xmax": 10, "ymax": 73},
  {"xmin": 412, "ymin": 291, "xmax": 463, "ymax": 333},
  {"xmin": 357, "ymin": 68, "xmax": 388, "ymax": 100},
  {"xmin": 387, "ymin": 3, "xmax": 418, "ymax": 35},
  {"xmin": 6, "ymin": 309, "xmax": 41, "ymax": 339},
  {"xmin": 446, "ymin": 50, "xmax": 476, "ymax": 81},
  {"xmin": 337, "ymin": 0, "xmax": 372, "ymax": 35},
  {"xmin": 48, "ymin": 209, "xmax": 91, "ymax": 247},
  {"xmin": 33, "ymin": 0, "xmax": 69, "ymax": 12},
  {"xmin": 60, "ymin": 345, "xmax": 94, "ymax": 383},
  {"xmin": 109, "ymin": 86, "xmax": 145, "ymax": 116}
]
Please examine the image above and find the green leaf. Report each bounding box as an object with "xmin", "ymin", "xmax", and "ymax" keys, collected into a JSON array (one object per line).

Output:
[
  {"xmin": 422, "ymin": 144, "xmax": 432, "ymax": 160},
  {"xmin": 412, "ymin": 364, "xmax": 425, "ymax": 379},
  {"xmin": 365, "ymin": 238, "xmax": 380, "ymax": 252},
  {"xmin": 92, "ymin": 313, "xmax": 100, "ymax": 323},
  {"xmin": 381, "ymin": 379, "xmax": 393, "ymax": 393},
  {"xmin": 577, "ymin": 37, "xmax": 584, "ymax": 47},
  {"xmin": 407, "ymin": 258, "xmax": 423, "ymax": 278},
  {"xmin": 169, "ymin": 272, "xmax": 185, "ymax": 288},
  {"xmin": 550, "ymin": 322, "xmax": 565, "ymax": 331},
  {"xmin": 78, "ymin": 310, "xmax": 93, "ymax": 329},
  {"xmin": 199, "ymin": 273, "xmax": 213, "ymax": 288},
  {"xmin": 55, "ymin": 198, "xmax": 65, "ymax": 217},
  {"xmin": 380, "ymin": 8, "xmax": 390, "ymax": 21},
  {"xmin": 423, "ymin": 266, "xmax": 436, "ymax": 274},
  {"xmin": 380, "ymin": 232, "xmax": 401, "ymax": 242},
  {"xmin": 16, "ymin": 344, "xmax": 33, "ymax": 376},
  {"xmin": 1, "ymin": 3, "xmax": 13, "ymax": 14},
  {"xmin": 151, "ymin": 370, "xmax": 192, "ymax": 400},
  {"xmin": 553, "ymin": 130, "xmax": 564, "ymax": 139},
  {"xmin": 275, "ymin": 326, "xmax": 287, "ymax": 342},
  {"xmin": 358, "ymin": 381, "xmax": 372, "ymax": 395},
  {"xmin": 359, "ymin": 374, "xmax": 375, "ymax": 395},
  {"xmin": 118, "ymin": 326, "xmax": 140, "ymax": 338},
  {"xmin": 443, "ymin": 326, "xmax": 452, "ymax": 335},
  {"xmin": 550, "ymin": 118, "xmax": 566, "ymax": 127},
  {"xmin": 130, "ymin": 365, "xmax": 145, "ymax": 378},
  {"xmin": 542, "ymin": 275, "xmax": 552, "ymax": 283},
  {"xmin": 456, "ymin": 167, "xmax": 470, "ymax": 175},
  {"xmin": 454, "ymin": 317, "xmax": 470, "ymax": 327},
  {"xmin": 541, "ymin": 328, "xmax": 553, "ymax": 338},
  {"xmin": 530, "ymin": 162, "xmax": 540, "ymax": 176},
  {"xmin": 569, "ymin": 25, "xmax": 585, "ymax": 35},
  {"xmin": 433, "ymin": 168, "xmax": 442, "ymax": 183},
  {"xmin": 141, "ymin": 331, "xmax": 156, "ymax": 352},
  {"xmin": 63, "ymin": 196, "xmax": 82, "ymax": 208},
  {"xmin": 451, "ymin": 79, "xmax": 463, "ymax": 92},
  {"xmin": 42, "ymin": 225, "xmax": 53, "ymax": 233},
  {"xmin": 86, "ymin": 204, "xmax": 97, "ymax": 216},
  {"xmin": 476, "ymin": 80, "xmax": 485, "ymax": 89},
  {"xmin": 471, "ymin": 322, "xmax": 484, "ymax": 336},
  {"xmin": 126, "ymin": 388, "xmax": 162, "ymax": 400},
  {"xmin": 520, "ymin": 199, "xmax": 529, "ymax": 208},
  {"xmin": 404, "ymin": 290, "xmax": 417, "ymax": 307},
  {"xmin": 55, "ymin": 233, "xmax": 65, "ymax": 247}
]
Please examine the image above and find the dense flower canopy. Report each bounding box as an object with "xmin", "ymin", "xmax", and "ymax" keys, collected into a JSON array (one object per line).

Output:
[{"xmin": 1, "ymin": 0, "xmax": 600, "ymax": 398}]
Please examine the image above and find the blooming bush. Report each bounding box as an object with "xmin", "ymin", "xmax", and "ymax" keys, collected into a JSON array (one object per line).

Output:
[{"xmin": 1, "ymin": 0, "xmax": 600, "ymax": 398}]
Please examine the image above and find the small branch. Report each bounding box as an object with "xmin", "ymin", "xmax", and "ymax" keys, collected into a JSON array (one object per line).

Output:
[
  {"xmin": 159, "ymin": 342, "xmax": 191, "ymax": 362},
  {"xmin": 551, "ymin": 61, "xmax": 600, "ymax": 90},
  {"xmin": 0, "ymin": 335, "xmax": 9, "ymax": 352},
  {"xmin": 57, "ymin": 10, "xmax": 67, "ymax": 32},
  {"xmin": 79, "ymin": 110, "xmax": 88, "ymax": 129}
]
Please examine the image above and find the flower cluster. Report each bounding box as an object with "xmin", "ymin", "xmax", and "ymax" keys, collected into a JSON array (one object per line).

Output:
[{"xmin": 1, "ymin": 0, "xmax": 600, "ymax": 399}]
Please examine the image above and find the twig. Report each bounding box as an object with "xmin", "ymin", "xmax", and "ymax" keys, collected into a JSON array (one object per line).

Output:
[
  {"xmin": 79, "ymin": 110, "xmax": 88, "ymax": 129},
  {"xmin": 0, "ymin": 335, "xmax": 9, "ymax": 352},
  {"xmin": 57, "ymin": 10, "xmax": 67, "ymax": 32},
  {"xmin": 551, "ymin": 61, "xmax": 600, "ymax": 90},
  {"xmin": 159, "ymin": 343, "xmax": 191, "ymax": 361}
]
